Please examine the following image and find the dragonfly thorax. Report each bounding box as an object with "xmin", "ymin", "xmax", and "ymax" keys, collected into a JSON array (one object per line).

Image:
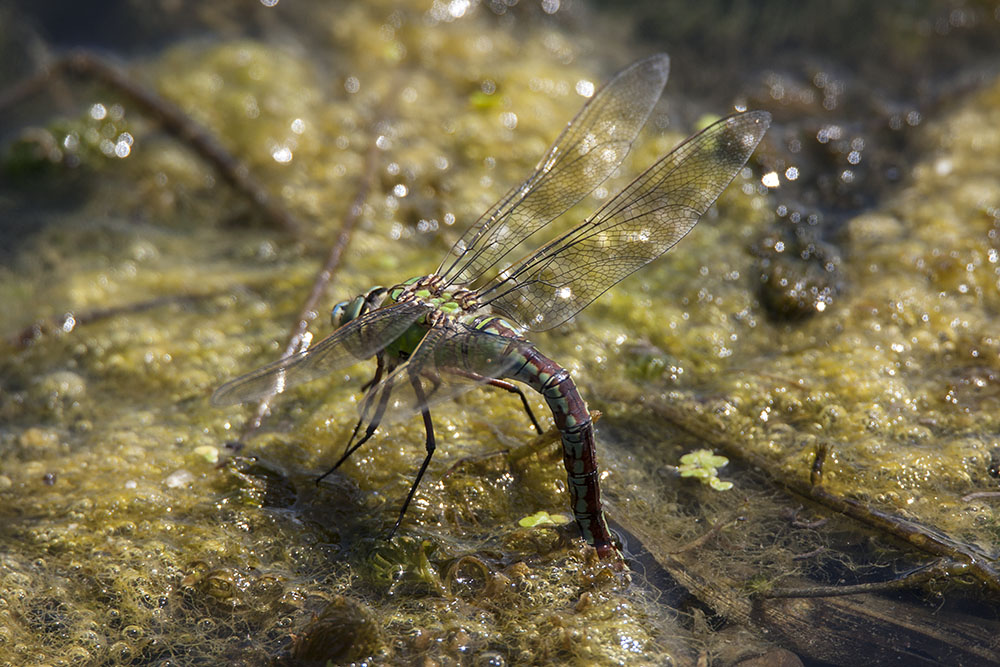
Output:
[
  {"xmin": 332, "ymin": 275, "xmax": 483, "ymax": 333},
  {"xmin": 386, "ymin": 274, "xmax": 481, "ymax": 319}
]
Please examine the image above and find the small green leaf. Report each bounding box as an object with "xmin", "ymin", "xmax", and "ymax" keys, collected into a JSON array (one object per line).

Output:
[
  {"xmin": 518, "ymin": 511, "xmax": 571, "ymax": 528},
  {"xmin": 194, "ymin": 445, "xmax": 219, "ymax": 464},
  {"xmin": 677, "ymin": 449, "xmax": 733, "ymax": 491}
]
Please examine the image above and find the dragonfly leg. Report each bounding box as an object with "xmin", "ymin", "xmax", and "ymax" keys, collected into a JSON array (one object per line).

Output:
[
  {"xmin": 420, "ymin": 369, "xmax": 444, "ymax": 400},
  {"xmin": 388, "ymin": 373, "xmax": 437, "ymax": 539},
  {"xmin": 448, "ymin": 368, "xmax": 542, "ymax": 433},
  {"xmin": 484, "ymin": 378, "xmax": 541, "ymax": 433},
  {"xmin": 340, "ymin": 355, "xmax": 386, "ymax": 458},
  {"xmin": 359, "ymin": 354, "xmax": 386, "ymax": 393},
  {"xmin": 316, "ymin": 368, "xmax": 395, "ymax": 484}
]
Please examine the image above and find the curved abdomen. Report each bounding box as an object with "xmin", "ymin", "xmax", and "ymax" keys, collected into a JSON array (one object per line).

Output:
[{"xmin": 476, "ymin": 318, "xmax": 616, "ymax": 558}]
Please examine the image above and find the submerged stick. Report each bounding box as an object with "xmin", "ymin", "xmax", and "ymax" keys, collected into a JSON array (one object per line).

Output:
[
  {"xmin": 10, "ymin": 292, "xmax": 220, "ymax": 347},
  {"xmin": 653, "ymin": 396, "xmax": 1000, "ymax": 594},
  {"xmin": 620, "ymin": 513, "xmax": 1000, "ymax": 666}
]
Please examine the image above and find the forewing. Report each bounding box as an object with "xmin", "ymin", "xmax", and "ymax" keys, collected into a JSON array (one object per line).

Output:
[
  {"xmin": 437, "ymin": 54, "xmax": 670, "ymax": 286},
  {"xmin": 481, "ymin": 111, "xmax": 771, "ymax": 331},
  {"xmin": 211, "ymin": 300, "xmax": 431, "ymax": 405}
]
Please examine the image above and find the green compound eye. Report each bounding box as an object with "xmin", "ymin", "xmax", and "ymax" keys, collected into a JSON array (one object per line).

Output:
[
  {"xmin": 330, "ymin": 297, "xmax": 363, "ymax": 328},
  {"xmin": 330, "ymin": 299, "xmax": 351, "ymax": 327},
  {"xmin": 331, "ymin": 287, "xmax": 386, "ymax": 329}
]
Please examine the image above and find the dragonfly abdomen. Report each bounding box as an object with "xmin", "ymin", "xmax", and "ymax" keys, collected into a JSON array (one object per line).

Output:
[
  {"xmin": 477, "ymin": 318, "xmax": 616, "ymax": 557},
  {"xmin": 518, "ymin": 350, "xmax": 615, "ymax": 557}
]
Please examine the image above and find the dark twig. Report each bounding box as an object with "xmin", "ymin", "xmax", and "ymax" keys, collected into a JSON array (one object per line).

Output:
[
  {"xmin": 790, "ymin": 546, "xmax": 825, "ymax": 560},
  {"xmin": 0, "ymin": 50, "xmax": 303, "ymax": 235},
  {"xmin": 10, "ymin": 292, "xmax": 221, "ymax": 347},
  {"xmin": 962, "ymin": 491, "xmax": 1000, "ymax": 502},
  {"xmin": 761, "ymin": 559, "xmax": 960, "ymax": 598}
]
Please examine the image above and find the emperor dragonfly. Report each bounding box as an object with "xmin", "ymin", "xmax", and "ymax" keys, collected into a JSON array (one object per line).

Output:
[{"xmin": 212, "ymin": 54, "xmax": 769, "ymax": 560}]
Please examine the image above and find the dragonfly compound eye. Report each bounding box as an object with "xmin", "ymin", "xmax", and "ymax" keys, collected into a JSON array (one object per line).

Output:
[
  {"xmin": 331, "ymin": 287, "xmax": 387, "ymax": 329},
  {"xmin": 330, "ymin": 297, "xmax": 362, "ymax": 328}
]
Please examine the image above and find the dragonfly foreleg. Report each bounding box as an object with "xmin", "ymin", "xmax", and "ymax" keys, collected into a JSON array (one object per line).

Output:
[
  {"xmin": 316, "ymin": 364, "xmax": 395, "ymax": 484},
  {"xmin": 388, "ymin": 372, "xmax": 437, "ymax": 539},
  {"xmin": 359, "ymin": 354, "xmax": 386, "ymax": 393}
]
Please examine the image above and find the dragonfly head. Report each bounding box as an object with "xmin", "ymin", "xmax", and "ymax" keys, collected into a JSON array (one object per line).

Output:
[{"xmin": 331, "ymin": 286, "xmax": 387, "ymax": 329}]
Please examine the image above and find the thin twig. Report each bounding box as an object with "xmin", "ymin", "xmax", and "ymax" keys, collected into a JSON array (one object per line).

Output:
[
  {"xmin": 962, "ymin": 491, "xmax": 1000, "ymax": 502},
  {"xmin": 762, "ymin": 559, "xmax": 958, "ymax": 598},
  {"xmin": 10, "ymin": 292, "xmax": 222, "ymax": 347},
  {"xmin": 239, "ymin": 128, "xmax": 383, "ymax": 440}
]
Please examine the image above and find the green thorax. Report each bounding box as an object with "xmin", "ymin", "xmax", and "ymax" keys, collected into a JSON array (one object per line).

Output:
[{"xmin": 381, "ymin": 274, "xmax": 484, "ymax": 359}]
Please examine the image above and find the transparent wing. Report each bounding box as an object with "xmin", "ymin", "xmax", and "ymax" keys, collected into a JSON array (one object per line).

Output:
[
  {"xmin": 358, "ymin": 321, "xmax": 530, "ymax": 426},
  {"xmin": 479, "ymin": 111, "xmax": 771, "ymax": 331},
  {"xmin": 437, "ymin": 54, "xmax": 670, "ymax": 287},
  {"xmin": 211, "ymin": 300, "xmax": 431, "ymax": 405}
]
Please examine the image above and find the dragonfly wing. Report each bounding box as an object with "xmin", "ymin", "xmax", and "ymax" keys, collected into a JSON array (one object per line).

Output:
[
  {"xmin": 360, "ymin": 322, "xmax": 528, "ymax": 426},
  {"xmin": 480, "ymin": 111, "xmax": 771, "ymax": 331},
  {"xmin": 211, "ymin": 300, "xmax": 432, "ymax": 405},
  {"xmin": 437, "ymin": 54, "xmax": 670, "ymax": 286}
]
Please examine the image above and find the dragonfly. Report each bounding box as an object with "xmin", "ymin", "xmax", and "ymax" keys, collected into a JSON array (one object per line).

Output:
[{"xmin": 212, "ymin": 53, "xmax": 769, "ymax": 560}]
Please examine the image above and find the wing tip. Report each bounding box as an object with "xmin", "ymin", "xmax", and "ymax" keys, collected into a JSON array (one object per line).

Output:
[
  {"xmin": 746, "ymin": 109, "xmax": 772, "ymax": 129},
  {"xmin": 209, "ymin": 384, "xmax": 236, "ymax": 407},
  {"xmin": 636, "ymin": 52, "xmax": 671, "ymax": 85},
  {"xmin": 726, "ymin": 109, "xmax": 771, "ymax": 146}
]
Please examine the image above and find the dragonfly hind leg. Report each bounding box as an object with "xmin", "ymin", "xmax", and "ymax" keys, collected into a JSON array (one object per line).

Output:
[
  {"xmin": 450, "ymin": 368, "xmax": 542, "ymax": 434},
  {"xmin": 484, "ymin": 378, "xmax": 542, "ymax": 433},
  {"xmin": 389, "ymin": 372, "xmax": 437, "ymax": 539}
]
